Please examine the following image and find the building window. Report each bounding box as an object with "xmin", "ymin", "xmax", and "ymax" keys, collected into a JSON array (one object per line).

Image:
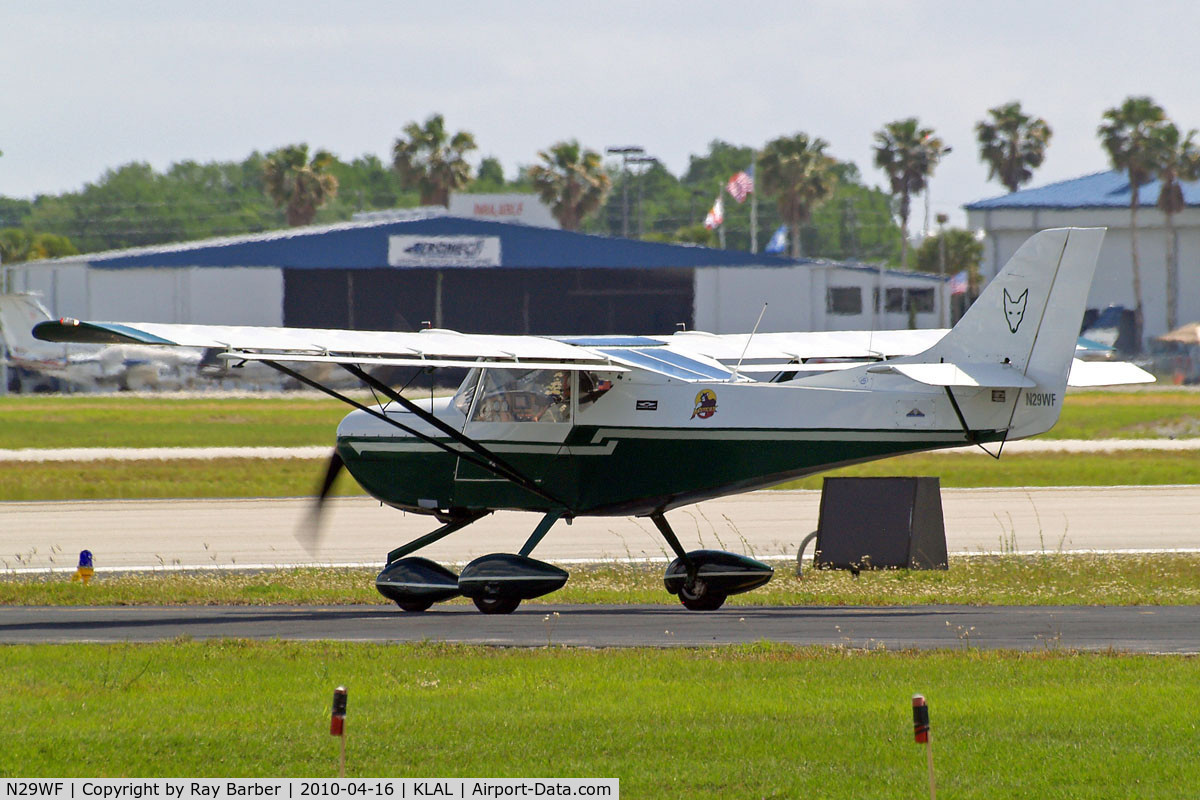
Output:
[
  {"xmin": 885, "ymin": 287, "xmax": 905, "ymax": 312},
  {"xmin": 906, "ymin": 288, "xmax": 935, "ymax": 313},
  {"xmin": 827, "ymin": 287, "xmax": 863, "ymax": 315}
]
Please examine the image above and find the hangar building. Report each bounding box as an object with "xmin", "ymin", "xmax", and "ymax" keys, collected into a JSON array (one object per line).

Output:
[
  {"xmin": 6, "ymin": 215, "xmax": 948, "ymax": 336},
  {"xmin": 967, "ymin": 170, "xmax": 1200, "ymax": 341}
]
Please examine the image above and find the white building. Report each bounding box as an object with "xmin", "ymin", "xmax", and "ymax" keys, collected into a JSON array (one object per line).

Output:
[{"xmin": 966, "ymin": 170, "xmax": 1200, "ymax": 342}]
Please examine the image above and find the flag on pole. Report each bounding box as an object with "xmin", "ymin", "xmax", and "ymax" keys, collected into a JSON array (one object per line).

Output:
[
  {"xmin": 704, "ymin": 195, "xmax": 724, "ymax": 229},
  {"xmin": 948, "ymin": 270, "xmax": 968, "ymax": 295},
  {"xmin": 764, "ymin": 224, "xmax": 788, "ymax": 253},
  {"xmin": 726, "ymin": 167, "xmax": 755, "ymax": 203}
]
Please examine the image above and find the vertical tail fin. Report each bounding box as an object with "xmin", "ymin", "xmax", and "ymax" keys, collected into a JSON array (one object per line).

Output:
[
  {"xmin": 0, "ymin": 293, "xmax": 59, "ymax": 360},
  {"xmin": 920, "ymin": 228, "xmax": 1105, "ymax": 437}
]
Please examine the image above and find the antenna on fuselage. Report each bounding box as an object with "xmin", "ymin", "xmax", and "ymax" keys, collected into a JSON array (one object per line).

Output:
[{"xmin": 731, "ymin": 302, "xmax": 768, "ymax": 382}]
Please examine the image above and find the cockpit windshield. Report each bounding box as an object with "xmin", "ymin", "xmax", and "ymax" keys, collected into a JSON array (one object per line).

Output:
[{"xmin": 470, "ymin": 369, "xmax": 571, "ymax": 423}]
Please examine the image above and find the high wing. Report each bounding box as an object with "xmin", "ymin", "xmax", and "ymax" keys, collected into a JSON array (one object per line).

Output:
[
  {"xmin": 33, "ymin": 319, "xmax": 630, "ymax": 373},
  {"xmin": 651, "ymin": 329, "xmax": 1154, "ymax": 386}
]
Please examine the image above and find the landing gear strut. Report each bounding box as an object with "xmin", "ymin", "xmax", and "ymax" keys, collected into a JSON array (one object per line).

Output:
[{"xmin": 651, "ymin": 512, "xmax": 775, "ymax": 611}]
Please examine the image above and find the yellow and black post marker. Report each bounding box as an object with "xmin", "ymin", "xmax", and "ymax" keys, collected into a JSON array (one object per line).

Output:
[
  {"xmin": 912, "ymin": 694, "xmax": 935, "ymax": 800},
  {"xmin": 331, "ymin": 686, "xmax": 348, "ymax": 777}
]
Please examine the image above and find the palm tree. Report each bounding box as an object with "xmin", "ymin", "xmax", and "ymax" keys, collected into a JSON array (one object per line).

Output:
[
  {"xmin": 527, "ymin": 141, "xmax": 612, "ymax": 231},
  {"xmin": 391, "ymin": 114, "xmax": 477, "ymax": 207},
  {"xmin": 975, "ymin": 101, "xmax": 1053, "ymax": 193},
  {"xmin": 757, "ymin": 133, "xmax": 839, "ymax": 258},
  {"xmin": 1147, "ymin": 122, "xmax": 1200, "ymax": 331},
  {"xmin": 1098, "ymin": 96, "xmax": 1167, "ymax": 348},
  {"xmin": 873, "ymin": 118, "xmax": 949, "ymax": 268},
  {"xmin": 262, "ymin": 144, "xmax": 339, "ymax": 227}
]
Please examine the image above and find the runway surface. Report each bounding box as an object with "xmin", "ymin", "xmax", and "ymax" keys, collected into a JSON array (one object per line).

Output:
[
  {"xmin": 3, "ymin": 486, "xmax": 1199, "ymax": 572},
  {"xmin": 3, "ymin": 603, "xmax": 1196, "ymax": 652}
]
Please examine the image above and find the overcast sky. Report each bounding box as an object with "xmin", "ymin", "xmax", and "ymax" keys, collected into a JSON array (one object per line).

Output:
[{"xmin": 3, "ymin": 1, "xmax": 1199, "ymax": 227}]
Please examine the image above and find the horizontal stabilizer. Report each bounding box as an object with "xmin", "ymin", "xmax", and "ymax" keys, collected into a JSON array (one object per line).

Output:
[
  {"xmin": 1066, "ymin": 359, "xmax": 1155, "ymax": 387},
  {"xmin": 867, "ymin": 362, "xmax": 1036, "ymax": 388}
]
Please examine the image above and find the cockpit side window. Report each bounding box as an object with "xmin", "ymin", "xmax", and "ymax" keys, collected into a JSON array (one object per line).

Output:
[
  {"xmin": 452, "ymin": 368, "xmax": 482, "ymax": 416},
  {"xmin": 578, "ymin": 371, "xmax": 614, "ymax": 410},
  {"xmin": 470, "ymin": 369, "xmax": 572, "ymax": 423}
]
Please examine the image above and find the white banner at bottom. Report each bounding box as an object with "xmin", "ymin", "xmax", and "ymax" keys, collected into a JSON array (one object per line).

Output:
[{"xmin": 1, "ymin": 780, "xmax": 618, "ymax": 800}]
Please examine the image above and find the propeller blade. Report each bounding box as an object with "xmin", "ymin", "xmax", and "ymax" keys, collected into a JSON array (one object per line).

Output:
[{"xmin": 296, "ymin": 449, "xmax": 345, "ymax": 556}]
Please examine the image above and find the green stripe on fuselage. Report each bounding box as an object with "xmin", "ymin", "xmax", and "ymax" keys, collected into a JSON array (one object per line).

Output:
[{"xmin": 337, "ymin": 426, "xmax": 999, "ymax": 517}]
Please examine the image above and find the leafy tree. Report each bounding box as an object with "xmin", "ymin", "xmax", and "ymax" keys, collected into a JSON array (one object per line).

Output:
[
  {"xmin": 0, "ymin": 228, "xmax": 79, "ymax": 262},
  {"xmin": 391, "ymin": 114, "xmax": 477, "ymax": 207},
  {"xmin": 527, "ymin": 140, "xmax": 612, "ymax": 231},
  {"xmin": 471, "ymin": 157, "xmax": 507, "ymax": 193},
  {"xmin": 327, "ymin": 154, "xmax": 412, "ymax": 213},
  {"xmin": 915, "ymin": 228, "xmax": 982, "ymax": 276},
  {"xmin": 1098, "ymin": 96, "xmax": 1167, "ymax": 347},
  {"xmin": 1147, "ymin": 122, "xmax": 1200, "ymax": 331},
  {"xmin": 873, "ymin": 118, "xmax": 950, "ymax": 268},
  {"xmin": 975, "ymin": 101, "xmax": 1053, "ymax": 193},
  {"xmin": 757, "ymin": 133, "xmax": 839, "ymax": 258},
  {"xmin": 262, "ymin": 144, "xmax": 340, "ymax": 227}
]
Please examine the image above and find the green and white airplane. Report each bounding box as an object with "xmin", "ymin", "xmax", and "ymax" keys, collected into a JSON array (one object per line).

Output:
[{"xmin": 34, "ymin": 228, "xmax": 1149, "ymax": 613}]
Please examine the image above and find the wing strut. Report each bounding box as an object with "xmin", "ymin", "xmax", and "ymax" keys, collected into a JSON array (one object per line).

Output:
[{"xmin": 259, "ymin": 359, "xmax": 572, "ymax": 511}]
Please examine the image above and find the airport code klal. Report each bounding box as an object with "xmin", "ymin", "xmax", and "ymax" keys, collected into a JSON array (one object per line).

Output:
[{"xmin": 4, "ymin": 782, "xmax": 617, "ymax": 799}]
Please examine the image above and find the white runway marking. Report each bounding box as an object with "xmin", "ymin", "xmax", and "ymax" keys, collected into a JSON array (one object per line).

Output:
[{"xmin": 3, "ymin": 486, "xmax": 1198, "ymax": 572}]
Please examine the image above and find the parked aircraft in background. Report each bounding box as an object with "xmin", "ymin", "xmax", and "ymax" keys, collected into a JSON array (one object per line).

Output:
[
  {"xmin": 35, "ymin": 229, "xmax": 1151, "ymax": 614},
  {"xmin": 0, "ymin": 293, "xmax": 208, "ymax": 392}
]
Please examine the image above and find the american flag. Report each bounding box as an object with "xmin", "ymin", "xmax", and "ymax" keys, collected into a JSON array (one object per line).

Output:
[
  {"xmin": 726, "ymin": 168, "xmax": 754, "ymax": 203},
  {"xmin": 949, "ymin": 270, "xmax": 969, "ymax": 295}
]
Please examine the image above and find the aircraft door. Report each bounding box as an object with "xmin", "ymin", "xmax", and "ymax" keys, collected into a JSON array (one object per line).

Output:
[{"xmin": 455, "ymin": 368, "xmax": 572, "ymax": 483}]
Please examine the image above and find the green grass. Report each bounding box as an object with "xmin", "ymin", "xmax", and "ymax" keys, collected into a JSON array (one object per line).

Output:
[
  {"xmin": 0, "ymin": 458, "xmax": 362, "ymax": 501},
  {"xmin": 0, "ymin": 394, "xmax": 359, "ymax": 449},
  {"xmin": 1049, "ymin": 389, "xmax": 1200, "ymax": 439},
  {"xmin": 6, "ymin": 553, "xmax": 1200, "ymax": 606},
  {"xmin": 2, "ymin": 640, "xmax": 1198, "ymax": 797},
  {"xmin": 2, "ymin": 448, "xmax": 1197, "ymax": 502},
  {"xmin": 2, "ymin": 389, "xmax": 1199, "ymax": 450}
]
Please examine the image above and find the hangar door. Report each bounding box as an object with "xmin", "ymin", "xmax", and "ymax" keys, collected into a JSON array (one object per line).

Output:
[{"xmin": 283, "ymin": 267, "xmax": 694, "ymax": 335}]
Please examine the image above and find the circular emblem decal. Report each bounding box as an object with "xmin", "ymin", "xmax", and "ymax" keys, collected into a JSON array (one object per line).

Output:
[{"xmin": 690, "ymin": 389, "xmax": 718, "ymax": 420}]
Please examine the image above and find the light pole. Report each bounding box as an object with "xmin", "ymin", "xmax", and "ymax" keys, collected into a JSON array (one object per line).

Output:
[
  {"xmin": 604, "ymin": 146, "xmax": 644, "ymax": 238},
  {"xmin": 936, "ymin": 212, "xmax": 949, "ymax": 327},
  {"xmin": 627, "ymin": 154, "xmax": 658, "ymax": 239}
]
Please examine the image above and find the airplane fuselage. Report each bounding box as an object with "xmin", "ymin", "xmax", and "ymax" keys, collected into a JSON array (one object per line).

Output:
[{"xmin": 336, "ymin": 366, "xmax": 1014, "ymax": 518}]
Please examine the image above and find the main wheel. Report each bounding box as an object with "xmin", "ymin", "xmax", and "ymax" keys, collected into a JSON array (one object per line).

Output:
[
  {"xmin": 473, "ymin": 595, "xmax": 521, "ymax": 615},
  {"xmin": 678, "ymin": 578, "xmax": 727, "ymax": 611},
  {"xmin": 396, "ymin": 600, "xmax": 434, "ymax": 613}
]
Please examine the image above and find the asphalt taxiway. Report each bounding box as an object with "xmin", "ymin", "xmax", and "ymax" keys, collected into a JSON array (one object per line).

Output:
[{"xmin": 2, "ymin": 603, "xmax": 1197, "ymax": 652}]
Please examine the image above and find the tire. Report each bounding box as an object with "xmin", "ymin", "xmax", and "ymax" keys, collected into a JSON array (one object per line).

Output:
[
  {"xmin": 678, "ymin": 579, "xmax": 727, "ymax": 611},
  {"xmin": 473, "ymin": 595, "xmax": 521, "ymax": 615},
  {"xmin": 396, "ymin": 600, "xmax": 434, "ymax": 613}
]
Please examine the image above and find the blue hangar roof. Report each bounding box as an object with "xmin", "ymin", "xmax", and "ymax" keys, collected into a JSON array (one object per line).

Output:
[
  {"xmin": 966, "ymin": 170, "xmax": 1200, "ymax": 211},
  {"xmin": 59, "ymin": 215, "xmax": 802, "ymax": 270}
]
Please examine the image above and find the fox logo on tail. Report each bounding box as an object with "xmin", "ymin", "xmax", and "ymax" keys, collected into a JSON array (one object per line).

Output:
[{"xmin": 1003, "ymin": 288, "xmax": 1028, "ymax": 333}]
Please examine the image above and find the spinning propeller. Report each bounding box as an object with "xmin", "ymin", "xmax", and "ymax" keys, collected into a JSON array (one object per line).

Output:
[{"xmin": 296, "ymin": 449, "xmax": 345, "ymax": 555}]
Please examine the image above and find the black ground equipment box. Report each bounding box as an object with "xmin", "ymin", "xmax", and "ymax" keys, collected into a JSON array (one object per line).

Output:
[{"xmin": 814, "ymin": 477, "xmax": 947, "ymax": 571}]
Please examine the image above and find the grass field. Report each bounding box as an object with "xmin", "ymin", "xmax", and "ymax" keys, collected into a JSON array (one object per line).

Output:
[
  {"xmin": 5, "ymin": 553, "xmax": 1200, "ymax": 606},
  {"xmin": 3, "ymin": 640, "xmax": 1197, "ymax": 797},
  {"xmin": 3, "ymin": 388, "xmax": 1199, "ymax": 450},
  {"xmin": 2, "ymin": 448, "xmax": 1198, "ymax": 501}
]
